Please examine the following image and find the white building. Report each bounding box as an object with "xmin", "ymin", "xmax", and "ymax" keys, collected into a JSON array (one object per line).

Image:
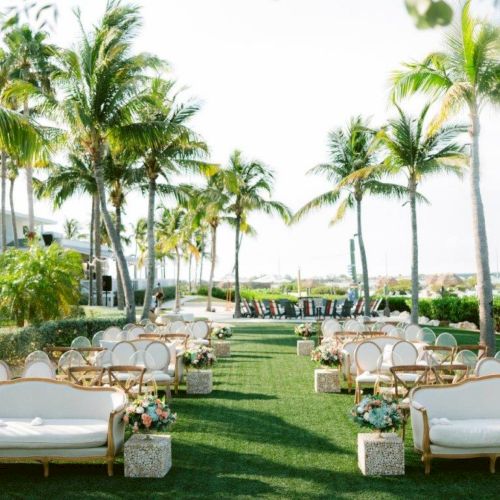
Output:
[{"xmin": 0, "ymin": 210, "xmax": 55, "ymax": 249}]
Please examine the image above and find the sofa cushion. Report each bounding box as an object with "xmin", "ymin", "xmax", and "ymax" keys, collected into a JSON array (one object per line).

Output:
[
  {"xmin": 0, "ymin": 418, "xmax": 108, "ymax": 449},
  {"xmin": 430, "ymin": 418, "xmax": 500, "ymax": 448}
]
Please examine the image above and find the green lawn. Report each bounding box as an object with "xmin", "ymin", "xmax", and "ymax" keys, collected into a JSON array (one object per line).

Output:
[{"xmin": 1, "ymin": 323, "xmax": 499, "ymax": 499}]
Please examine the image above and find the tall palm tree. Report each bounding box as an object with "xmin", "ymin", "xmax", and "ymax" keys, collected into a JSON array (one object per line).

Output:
[
  {"xmin": 156, "ymin": 206, "xmax": 199, "ymax": 313},
  {"xmin": 379, "ymin": 105, "xmax": 467, "ymax": 324},
  {"xmin": 391, "ymin": 0, "xmax": 500, "ymax": 351},
  {"xmin": 225, "ymin": 150, "xmax": 291, "ymax": 318},
  {"xmin": 132, "ymin": 217, "xmax": 147, "ymax": 279},
  {"xmin": 53, "ymin": 2, "xmax": 163, "ymax": 321},
  {"xmin": 294, "ymin": 117, "xmax": 409, "ymax": 317},
  {"xmin": 3, "ymin": 23, "xmax": 56, "ymax": 233},
  {"xmin": 63, "ymin": 218, "xmax": 84, "ymax": 240},
  {"xmin": 135, "ymin": 77, "xmax": 211, "ymax": 319}
]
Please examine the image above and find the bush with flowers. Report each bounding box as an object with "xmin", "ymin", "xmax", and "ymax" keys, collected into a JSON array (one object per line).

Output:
[
  {"xmin": 183, "ymin": 345, "xmax": 217, "ymax": 369},
  {"xmin": 351, "ymin": 394, "xmax": 403, "ymax": 432},
  {"xmin": 212, "ymin": 326, "xmax": 232, "ymax": 340},
  {"xmin": 294, "ymin": 323, "xmax": 316, "ymax": 338},
  {"xmin": 123, "ymin": 395, "xmax": 177, "ymax": 433},
  {"xmin": 311, "ymin": 343, "xmax": 341, "ymax": 367}
]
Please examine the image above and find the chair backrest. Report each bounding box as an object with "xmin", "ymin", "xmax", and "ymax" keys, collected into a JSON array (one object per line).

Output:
[
  {"xmin": 68, "ymin": 366, "xmax": 104, "ymax": 387},
  {"xmin": 22, "ymin": 360, "xmax": 56, "ymax": 379},
  {"xmin": 404, "ymin": 325, "xmax": 423, "ymax": 342},
  {"xmin": 170, "ymin": 321, "xmax": 188, "ymax": 334},
  {"xmin": 58, "ymin": 350, "xmax": 86, "ymax": 378},
  {"xmin": 436, "ymin": 332, "xmax": 457, "ymax": 347},
  {"xmin": 111, "ymin": 341, "xmax": 137, "ymax": 365},
  {"xmin": 0, "ymin": 361, "xmax": 11, "ymax": 381},
  {"xmin": 495, "ymin": 351, "xmax": 500, "ymax": 360},
  {"xmin": 454, "ymin": 349, "xmax": 478, "ymax": 369},
  {"xmin": 71, "ymin": 336, "xmax": 91, "ymax": 349},
  {"xmin": 94, "ymin": 349, "xmax": 113, "ymax": 367},
  {"xmin": 123, "ymin": 323, "xmax": 136, "ymax": 331},
  {"xmin": 456, "ymin": 344, "xmax": 487, "ymax": 360},
  {"xmin": 103, "ymin": 326, "xmax": 123, "ymax": 341},
  {"xmin": 144, "ymin": 323, "xmax": 157, "ymax": 333},
  {"xmin": 431, "ymin": 364, "xmax": 468, "ymax": 384},
  {"xmin": 475, "ymin": 357, "xmax": 500, "ymax": 377},
  {"xmin": 25, "ymin": 350, "xmax": 51, "ymax": 367},
  {"xmin": 191, "ymin": 321, "xmax": 209, "ymax": 340},
  {"xmin": 369, "ymin": 336, "xmax": 399, "ymax": 351},
  {"xmin": 322, "ymin": 319, "xmax": 342, "ymax": 339},
  {"xmin": 355, "ymin": 341, "xmax": 381, "ymax": 373},
  {"xmin": 130, "ymin": 339, "xmax": 154, "ymax": 352},
  {"xmin": 163, "ymin": 333, "xmax": 189, "ymax": 348},
  {"xmin": 107, "ymin": 365, "xmax": 145, "ymax": 396},
  {"xmin": 92, "ymin": 331, "xmax": 105, "ymax": 347},
  {"xmin": 353, "ymin": 298, "xmax": 364, "ymax": 315},
  {"xmin": 344, "ymin": 320, "xmax": 363, "ymax": 333},
  {"xmin": 139, "ymin": 319, "xmax": 150, "ymax": 326},
  {"xmin": 390, "ymin": 365, "xmax": 431, "ymax": 397},
  {"xmin": 391, "ymin": 340, "xmax": 418, "ymax": 366},
  {"xmin": 145, "ymin": 341, "xmax": 171, "ymax": 370},
  {"xmin": 128, "ymin": 326, "xmax": 145, "ymax": 340},
  {"xmin": 421, "ymin": 327, "xmax": 436, "ymax": 345},
  {"xmin": 423, "ymin": 345, "xmax": 454, "ymax": 364}
]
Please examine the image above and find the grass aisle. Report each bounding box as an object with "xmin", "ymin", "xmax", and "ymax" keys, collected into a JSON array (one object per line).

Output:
[{"xmin": 1, "ymin": 324, "xmax": 499, "ymax": 499}]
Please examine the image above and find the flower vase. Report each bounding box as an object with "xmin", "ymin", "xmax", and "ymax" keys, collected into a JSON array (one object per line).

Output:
[
  {"xmin": 186, "ymin": 369, "xmax": 213, "ymax": 394},
  {"xmin": 314, "ymin": 367, "xmax": 340, "ymax": 393},
  {"xmin": 357, "ymin": 432, "xmax": 404, "ymax": 476},
  {"xmin": 297, "ymin": 339, "xmax": 314, "ymax": 356},
  {"xmin": 124, "ymin": 433, "xmax": 172, "ymax": 478}
]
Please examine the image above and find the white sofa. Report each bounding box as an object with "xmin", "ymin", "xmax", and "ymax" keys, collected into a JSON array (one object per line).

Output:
[
  {"xmin": 0, "ymin": 379, "xmax": 127, "ymax": 477},
  {"xmin": 410, "ymin": 375, "xmax": 500, "ymax": 474}
]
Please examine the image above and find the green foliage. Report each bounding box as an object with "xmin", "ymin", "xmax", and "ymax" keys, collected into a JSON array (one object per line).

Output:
[
  {"xmin": 134, "ymin": 287, "xmax": 175, "ymax": 306},
  {"xmin": 0, "ymin": 244, "xmax": 83, "ymax": 326},
  {"xmin": 197, "ymin": 286, "xmax": 227, "ymax": 301},
  {"xmin": 381, "ymin": 296, "xmax": 411, "ymax": 313},
  {"xmin": 311, "ymin": 286, "xmax": 347, "ymax": 296},
  {"xmin": 0, "ymin": 316, "xmax": 127, "ymax": 365}
]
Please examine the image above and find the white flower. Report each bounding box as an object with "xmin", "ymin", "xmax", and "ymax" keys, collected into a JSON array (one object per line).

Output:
[
  {"xmin": 363, "ymin": 412, "xmax": 370, "ymax": 421},
  {"xmin": 135, "ymin": 406, "xmax": 144, "ymax": 414}
]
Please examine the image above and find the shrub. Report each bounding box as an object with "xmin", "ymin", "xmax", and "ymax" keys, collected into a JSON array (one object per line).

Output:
[
  {"xmin": 196, "ymin": 286, "xmax": 227, "ymax": 301},
  {"xmin": 0, "ymin": 316, "xmax": 128, "ymax": 365},
  {"xmin": 134, "ymin": 286, "xmax": 175, "ymax": 306},
  {"xmin": 0, "ymin": 244, "xmax": 83, "ymax": 326},
  {"xmin": 416, "ymin": 296, "xmax": 480, "ymax": 324},
  {"xmin": 379, "ymin": 296, "xmax": 411, "ymax": 313}
]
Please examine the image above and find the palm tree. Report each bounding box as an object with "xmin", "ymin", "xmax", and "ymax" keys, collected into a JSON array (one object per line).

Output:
[
  {"xmin": 391, "ymin": 0, "xmax": 500, "ymax": 351},
  {"xmin": 132, "ymin": 218, "xmax": 147, "ymax": 279},
  {"xmin": 52, "ymin": 2, "xmax": 163, "ymax": 321},
  {"xmin": 225, "ymin": 150, "xmax": 291, "ymax": 318},
  {"xmin": 294, "ymin": 117, "xmax": 410, "ymax": 317},
  {"xmin": 7, "ymin": 161, "xmax": 19, "ymax": 247},
  {"xmin": 63, "ymin": 218, "xmax": 84, "ymax": 240},
  {"xmin": 3, "ymin": 23, "xmax": 56, "ymax": 233},
  {"xmin": 379, "ymin": 105, "xmax": 467, "ymax": 324},
  {"xmin": 156, "ymin": 206, "xmax": 199, "ymax": 313},
  {"xmin": 134, "ymin": 77, "xmax": 210, "ymax": 319}
]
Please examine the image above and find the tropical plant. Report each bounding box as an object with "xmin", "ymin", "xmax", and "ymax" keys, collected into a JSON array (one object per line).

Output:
[
  {"xmin": 294, "ymin": 117, "xmax": 408, "ymax": 316},
  {"xmin": 134, "ymin": 77, "xmax": 210, "ymax": 319},
  {"xmin": 52, "ymin": 2, "xmax": 163, "ymax": 321},
  {"xmin": 379, "ymin": 106, "xmax": 466, "ymax": 323},
  {"xmin": 63, "ymin": 218, "xmax": 84, "ymax": 240},
  {"xmin": 0, "ymin": 243, "xmax": 82, "ymax": 326},
  {"xmin": 225, "ymin": 150, "xmax": 291, "ymax": 318},
  {"xmin": 391, "ymin": 0, "xmax": 500, "ymax": 351},
  {"xmin": 131, "ymin": 217, "xmax": 147, "ymax": 279}
]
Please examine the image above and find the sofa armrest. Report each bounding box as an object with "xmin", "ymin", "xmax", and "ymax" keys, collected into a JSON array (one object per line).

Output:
[
  {"xmin": 410, "ymin": 400, "xmax": 430, "ymax": 454},
  {"xmin": 107, "ymin": 405, "xmax": 126, "ymax": 457}
]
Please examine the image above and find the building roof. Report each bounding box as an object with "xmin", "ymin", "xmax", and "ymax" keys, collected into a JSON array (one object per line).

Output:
[{"xmin": 0, "ymin": 210, "xmax": 55, "ymax": 226}]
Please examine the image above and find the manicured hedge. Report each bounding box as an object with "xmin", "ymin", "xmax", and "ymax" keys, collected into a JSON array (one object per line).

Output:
[
  {"xmin": 0, "ymin": 316, "xmax": 127, "ymax": 365},
  {"xmin": 196, "ymin": 286, "xmax": 227, "ymax": 301},
  {"xmin": 379, "ymin": 296, "xmax": 411, "ymax": 313}
]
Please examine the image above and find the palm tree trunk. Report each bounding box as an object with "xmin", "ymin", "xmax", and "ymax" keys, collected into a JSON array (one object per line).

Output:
[
  {"xmin": 142, "ymin": 176, "xmax": 156, "ymax": 319},
  {"xmin": 175, "ymin": 247, "xmax": 181, "ymax": 313},
  {"xmin": 199, "ymin": 251, "xmax": 204, "ymax": 286},
  {"xmin": 207, "ymin": 224, "xmax": 217, "ymax": 312},
  {"xmin": 23, "ymin": 100, "xmax": 35, "ymax": 234},
  {"xmin": 93, "ymin": 149, "xmax": 136, "ymax": 322},
  {"xmin": 234, "ymin": 214, "xmax": 242, "ymax": 318},
  {"xmin": 188, "ymin": 253, "xmax": 193, "ymax": 293},
  {"xmin": 9, "ymin": 178, "xmax": 18, "ymax": 247},
  {"xmin": 410, "ymin": 179, "xmax": 419, "ymax": 324},
  {"xmin": 89, "ymin": 196, "xmax": 94, "ymax": 306},
  {"xmin": 469, "ymin": 103, "xmax": 495, "ymax": 354},
  {"xmin": 356, "ymin": 198, "xmax": 370, "ymax": 317},
  {"xmin": 115, "ymin": 204, "xmax": 125, "ymax": 310},
  {"xmin": 94, "ymin": 195, "xmax": 102, "ymax": 306},
  {"xmin": 1, "ymin": 152, "xmax": 6, "ymax": 252}
]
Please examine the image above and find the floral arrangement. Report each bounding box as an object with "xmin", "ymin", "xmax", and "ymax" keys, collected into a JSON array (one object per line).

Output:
[
  {"xmin": 183, "ymin": 345, "xmax": 217, "ymax": 369},
  {"xmin": 295, "ymin": 323, "xmax": 316, "ymax": 338},
  {"xmin": 123, "ymin": 395, "xmax": 177, "ymax": 433},
  {"xmin": 311, "ymin": 343, "xmax": 341, "ymax": 367},
  {"xmin": 212, "ymin": 326, "xmax": 232, "ymax": 340},
  {"xmin": 351, "ymin": 395, "xmax": 403, "ymax": 432}
]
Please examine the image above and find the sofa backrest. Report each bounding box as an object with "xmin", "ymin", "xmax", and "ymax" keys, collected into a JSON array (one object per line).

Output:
[
  {"xmin": 0, "ymin": 379, "xmax": 126, "ymax": 420},
  {"xmin": 411, "ymin": 375, "xmax": 500, "ymax": 420}
]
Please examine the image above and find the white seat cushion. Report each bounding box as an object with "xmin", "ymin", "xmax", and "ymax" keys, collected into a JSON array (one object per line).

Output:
[
  {"xmin": 430, "ymin": 419, "xmax": 500, "ymax": 448},
  {"xmin": 356, "ymin": 372, "xmax": 390, "ymax": 384},
  {"xmin": 144, "ymin": 371, "xmax": 174, "ymax": 383},
  {"xmin": 167, "ymin": 364, "xmax": 176, "ymax": 376},
  {"xmin": 192, "ymin": 339, "xmax": 209, "ymax": 346},
  {"xmin": 0, "ymin": 418, "xmax": 108, "ymax": 449}
]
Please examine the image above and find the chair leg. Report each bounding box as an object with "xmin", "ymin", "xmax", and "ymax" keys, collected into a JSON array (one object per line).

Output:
[
  {"xmin": 490, "ymin": 455, "xmax": 497, "ymax": 473},
  {"xmin": 165, "ymin": 384, "xmax": 172, "ymax": 400},
  {"xmin": 422, "ymin": 454, "xmax": 431, "ymax": 475},
  {"xmin": 41, "ymin": 460, "xmax": 49, "ymax": 478},
  {"xmin": 107, "ymin": 459, "xmax": 114, "ymax": 477},
  {"xmin": 355, "ymin": 385, "xmax": 360, "ymax": 404}
]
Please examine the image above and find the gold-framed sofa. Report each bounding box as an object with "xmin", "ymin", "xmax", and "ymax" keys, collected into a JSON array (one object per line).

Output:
[
  {"xmin": 410, "ymin": 375, "xmax": 500, "ymax": 474},
  {"xmin": 0, "ymin": 378, "xmax": 127, "ymax": 477}
]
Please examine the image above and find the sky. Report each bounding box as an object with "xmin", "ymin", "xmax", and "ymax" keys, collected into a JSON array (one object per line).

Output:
[{"xmin": 11, "ymin": 0, "xmax": 500, "ymax": 281}]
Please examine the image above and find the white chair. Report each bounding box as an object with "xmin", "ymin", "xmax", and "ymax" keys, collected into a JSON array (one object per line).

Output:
[
  {"xmin": 58, "ymin": 350, "xmax": 86, "ymax": 379},
  {"xmin": 354, "ymin": 341, "xmax": 388, "ymax": 403},
  {"xmin": 144, "ymin": 341, "xmax": 174, "ymax": 397},
  {"xmin": 128, "ymin": 326, "xmax": 145, "ymax": 340},
  {"xmin": 421, "ymin": 327, "xmax": 436, "ymax": 345},
  {"xmin": 139, "ymin": 319, "xmax": 150, "ymax": 327},
  {"xmin": 144, "ymin": 323, "xmax": 157, "ymax": 333},
  {"xmin": 322, "ymin": 319, "xmax": 342, "ymax": 342},
  {"xmin": 190, "ymin": 321, "xmax": 210, "ymax": 346},
  {"xmin": 0, "ymin": 361, "xmax": 11, "ymax": 381},
  {"xmin": 170, "ymin": 321, "xmax": 188, "ymax": 334},
  {"xmin": 404, "ymin": 325, "xmax": 423, "ymax": 342},
  {"xmin": 111, "ymin": 341, "xmax": 137, "ymax": 365},
  {"xmin": 23, "ymin": 358, "xmax": 55, "ymax": 379},
  {"xmin": 344, "ymin": 320, "xmax": 363, "ymax": 333},
  {"xmin": 92, "ymin": 331, "xmax": 105, "ymax": 347},
  {"xmin": 495, "ymin": 351, "xmax": 500, "ymax": 360},
  {"xmin": 94, "ymin": 349, "xmax": 113, "ymax": 368},
  {"xmin": 71, "ymin": 336, "xmax": 91, "ymax": 349},
  {"xmin": 123, "ymin": 323, "xmax": 136, "ymax": 331},
  {"xmin": 25, "ymin": 351, "xmax": 51, "ymax": 367},
  {"xmin": 475, "ymin": 357, "xmax": 500, "ymax": 377},
  {"xmin": 436, "ymin": 332, "xmax": 457, "ymax": 348},
  {"xmin": 392, "ymin": 340, "xmax": 418, "ymax": 366},
  {"xmin": 381, "ymin": 324, "xmax": 396, "ymax": 335},
  {"xmin": 454, "ymin": 349, "xmax": 478, "ymax": 372},
  {"xmin": 371, "ymin": 322, "xmax": 385, "ymax": 332},
  {"xmin": 103, "ymin": 326, "xmax": 122, "ymax": 341}
]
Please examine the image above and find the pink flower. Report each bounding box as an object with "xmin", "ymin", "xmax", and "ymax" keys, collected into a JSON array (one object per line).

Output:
[
  {"xmin": 156, "ymin": 408, "xmax": 163, "ymax": 416},
  {"xmin": 161, "ymin": 410, "xmax": 169, "ymax": 419},
  {"xmin": 141, "ymin": 413, "xmax": 153, "ymax": 428},
  {"xmin": 122, "ymin": 415, "xmax": 129, "ymax": 424}
]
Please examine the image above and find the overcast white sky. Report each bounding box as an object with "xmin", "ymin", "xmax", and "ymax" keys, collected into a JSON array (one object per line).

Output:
[{"xmin": 13, "ymin": 0, "xmax": 500, "ymax": 280}]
